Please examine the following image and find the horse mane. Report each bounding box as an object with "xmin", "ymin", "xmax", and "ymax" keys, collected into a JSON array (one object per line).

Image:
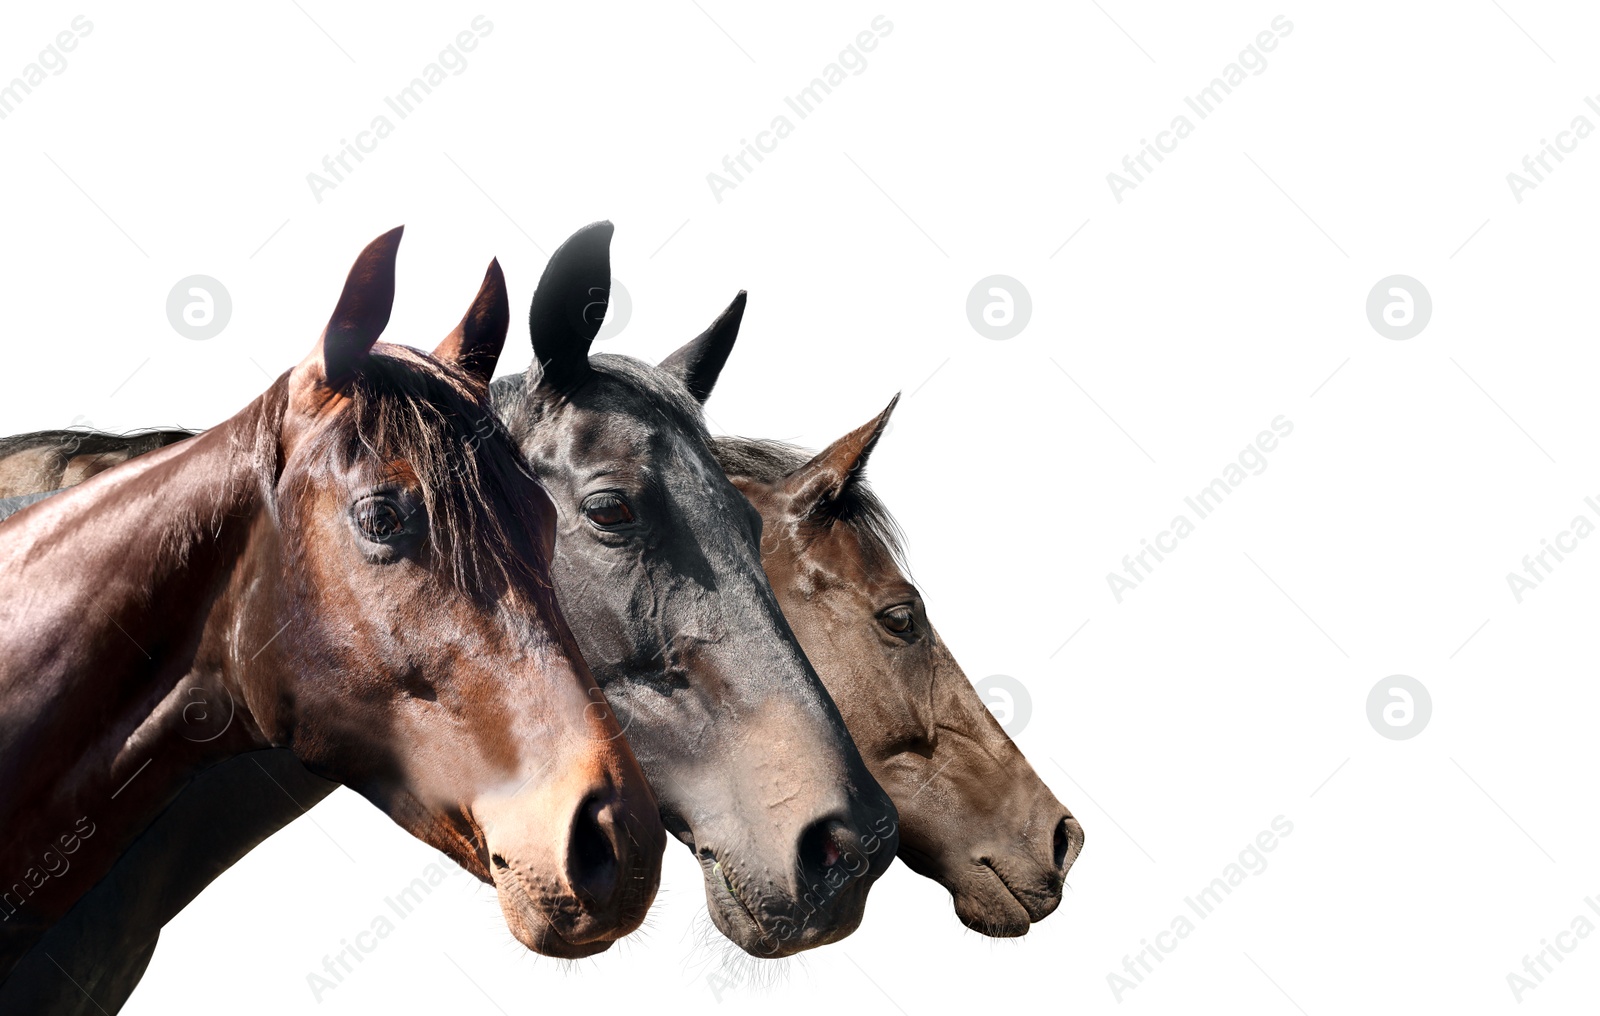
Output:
[
  {"xmin": 710, "ymin": 435, "xmax": 908, "ymax": 570},
  {"xmin": 307, "ymin": 345, "xmax": 557, "ymax": 606},
  {"xmin": 0, "ymin": 427, "xmax": 192, "ymax": 462}
]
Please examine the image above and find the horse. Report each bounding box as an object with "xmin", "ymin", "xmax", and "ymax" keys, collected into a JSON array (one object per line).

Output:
[
  {"xmin": 712, "ymin": 409, "xmax": 1085, "ymax": 936},
  {"xmin": 0, "ymin": 228, "xmax": 667, "ymax": 1011},
  {"xmin": 492, "ymin": 222, "xmax": 899, "ymax": 957},
  {"xmin": 0, "ymin": 223, "xmax": 900, "ymax": 1012}
]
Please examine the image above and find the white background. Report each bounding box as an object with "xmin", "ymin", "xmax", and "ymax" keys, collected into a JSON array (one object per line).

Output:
[{"xmin": 2, "ymin": 2, "xmax": 1597, "ymax": 1012}]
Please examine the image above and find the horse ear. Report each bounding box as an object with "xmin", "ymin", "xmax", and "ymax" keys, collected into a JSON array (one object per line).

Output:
[
  {"xmin": 781, "ymin": 394, "xmax": 900, "ymax": 516},
  {"xmin": 527, "ymin": 221, "xmax": 612, "ymax": 393},
  {"xmin": 434, "ymin": 258, "xmax": 509, "ymax": 388},
  {"xmin": 658, "ymin": 291, "xmax": 746, "ymax": 404},
  {"xmin": 295, "ymin": 225, "xmax": 403, "ymax": 393}
]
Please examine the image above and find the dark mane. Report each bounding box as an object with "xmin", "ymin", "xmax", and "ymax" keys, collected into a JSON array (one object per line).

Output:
[
  {"xmin": 0, "ymin": 428, "xmax": 192, "ymax": 462},
  {"xmin": 298, "ymin": 345, "xmax": 558, "ymax": 607},
  {"xmin": 711, "ymin": 435, "xmax": 907, "ymax": 569}
]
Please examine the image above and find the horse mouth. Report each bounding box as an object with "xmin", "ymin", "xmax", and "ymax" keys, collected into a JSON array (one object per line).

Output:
[
  {"xmin": 493, "ymin": 863, "xmax": 616, "ymax": 959},
  {"xmin": 978, "ymin": 857, "xmax": 1061, "ymax": 930},
  {"xmin": 705, "ymin": 854, "xmax": 766, "ymax": 934}
]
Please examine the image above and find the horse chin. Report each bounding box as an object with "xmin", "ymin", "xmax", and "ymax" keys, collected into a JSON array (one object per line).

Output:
[
  {"xmin": 699, "ymin": 862, "xmax": 870, "ymax": 958},
  {"xmin": 950, "ymin": 868, "xmax": 1035, "ymax": 938},
  {"xmin": 495, "ymin": 891, "xmax": 619, "ymax": 959},
  {"xmin": 957, "ymin": 850, "xmax": 1078, "ymax": 938},
  {"xmin": 700, "ymin": 863, "xmax": 781, "ymax": 956},
  {"xmin": 900, "ymin": 845, "xmax": 1044, "ymax": 938},
  {"xmin": 525, "ymin": 926, "xmax": 616, "ymax": 961},
  {"xmin": 492, "ymin": 871, "xmax": 634, "ymax": 960}
]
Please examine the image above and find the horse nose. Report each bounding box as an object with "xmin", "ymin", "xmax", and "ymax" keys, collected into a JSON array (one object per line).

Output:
[{"xmin": 565, "ymin": 791, "xmax": 624, "ymax": 912}]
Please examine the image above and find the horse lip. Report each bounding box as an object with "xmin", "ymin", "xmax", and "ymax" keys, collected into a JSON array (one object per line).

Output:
[
  {"xmin": 676, "ymin": 821, "xmax": 774, "ymax": 939},
  {"xmin": 704, "ymin": 852, "xmax": 769, "ymax": 940},
  {"xmin": 978, "ymin": 857, "xmax": 1046, "ymax": 923},
  {"xmin": 494, "ymin": 866, "xmax": 579, "ymax": 950}
]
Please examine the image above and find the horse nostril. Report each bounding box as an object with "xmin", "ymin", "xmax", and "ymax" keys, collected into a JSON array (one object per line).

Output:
[
  {"xmin": 797, "ymin": 817, "xmax": 847, "ymax": 876},
  {"xmin": 491, "ymin": 853, "xmax": 509, "ymax": 871},
  {"xmin": 566, "ymin": 794, "xmax": 621, "ymax": 908},
  {"xmin": 1053, "ymin": 816, "xmax": 1075, "ymax": 872}
]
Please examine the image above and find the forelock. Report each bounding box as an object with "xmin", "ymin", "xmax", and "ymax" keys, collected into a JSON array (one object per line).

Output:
[{"xmin": 303, "ymin": 345, "xmax": 556, "ymax": 603}]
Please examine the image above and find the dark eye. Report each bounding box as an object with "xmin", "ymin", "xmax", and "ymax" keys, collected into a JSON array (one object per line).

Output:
[
  {"xmin": 582, "ymin": 492, "xmax": 635, "ymax": 529},
  {"xmin": 355, "ymin": 498, "xmax": 406, "ymax": 542},
  {"xmin": 880, "ymin": 606, "xmax": 915, "ymax": 636}
]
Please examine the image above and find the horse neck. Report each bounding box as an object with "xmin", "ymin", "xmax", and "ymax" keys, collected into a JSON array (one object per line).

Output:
[{"xmin": 0, "ymin": 386, "xmax": 285, "ymax": 962}]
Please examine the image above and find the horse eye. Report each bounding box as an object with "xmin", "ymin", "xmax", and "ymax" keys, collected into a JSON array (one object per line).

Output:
[
  {"xmin": 880, "ymin": 606, "xmax": 915, "ymax": 635},
  {"xmin": 583, "ymin": 493, "xmax": 634, "ymax": 529},
  {"xmin": 355, "ymin": 499, "xmax": 406, "ymax": 542}
]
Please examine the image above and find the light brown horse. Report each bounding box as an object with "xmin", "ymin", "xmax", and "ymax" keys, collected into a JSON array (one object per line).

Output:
[
  {"xmin": 0, "ymin": 228, "xmax": 665, "ymax": 988},
  {"xmin": 713, "ymin": 410, "xmax": 1084, "ymax": 935}
]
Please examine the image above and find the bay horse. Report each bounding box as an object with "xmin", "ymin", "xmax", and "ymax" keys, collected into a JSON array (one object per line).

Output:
[{"xmin": 0, "ymin": 228, "xmax": 666, "ymax": 1008}]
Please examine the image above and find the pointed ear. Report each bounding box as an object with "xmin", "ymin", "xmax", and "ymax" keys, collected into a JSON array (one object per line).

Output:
[
  {"xmin": 294, "ymin": 226, "xmax": 403, "ymax": 393},
  {"xmin": 658, "ymin": 291, "xmax": 746, "ymax": 404},
  {"xmin": 434, "ymin": 258, "xmax": 509, "ymax": 388},
  {"xmin": 781, "ymin": 394, "xmax": 900, "ymax": 516},
  {"xmin": 527, "ymin": 221, "xmax": 612, "ymax": 393}
]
